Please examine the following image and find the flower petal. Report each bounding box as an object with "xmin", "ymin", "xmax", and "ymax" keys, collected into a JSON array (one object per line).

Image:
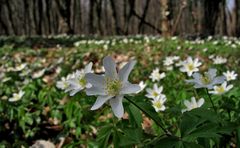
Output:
[
  {"xmin": 226, "ymin": 84, "xmax": 233, "ymax": 91},
  {"xmin": 191, "ymin": 97, "xmax": 197, "ymax": 105},
  {"xmin": 120, "ymin": 82, "xmax": 141, "ymax": 94},
  {"xmin": 103, "ymin": 56, "xmax": 117, "ymax": 78},
  {"xmin": 86, "ymin": 86, "xmax": 106, "ymax": 96},
  {"xmin": 192, "ymin": 73, "xmax": 201, "ymax": 80},
  {"xmin": 197, "ymin": 98, "xmax": 205, "ymax": 107},
  {"xmin": 119, "ymin": 60, "xmax": 136, "ymax": 82},
  {"xmin": 184, "ymin": 100, "xmax": 191, "ymax": 108},
  {"xmin": 208, "ymin": 68, "xmax": 217, "ymax": 79},
  {"xmin": 109, "ymin": 95, "xmax": 124, "ymax": 118},
  {"xmin": 69, "ymin": 89, "xmax": 81, "ymax": 96},
  {"xmin": 84, "ymin": 62, "xmax": 93, "ymax": 73},
  {"xmin": 85, "ymin": 73, "xmax": 105, "ymax": 88},
  {"xmin": 185, "ymin": 79, "xmax": 196, "ymax": 84},
  {"xmin": 212, "ymin": 76, "xmax": 225, "ymax": 85},
  {"xmin": 91, "ymin": 95, "xmax": 112, "ymax": 110}
]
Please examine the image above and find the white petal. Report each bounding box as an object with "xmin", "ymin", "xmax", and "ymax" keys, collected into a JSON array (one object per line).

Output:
[
  {"xmin": 222, "ymin": 81, "xmax": 227, "ymax": 88},
  {"xmin": 146, "ymin": 88, "xmax": 153, "ymax": 94},
  {"xmin": 192, "ymin": 73, "xmax": 201, "ymax": 80},
  {"xmin": 182, "ymin": 109, "xmax": 187, "ymax": 113},
  {"xmin": 86, "ymin": 87, "xmax": 106, "ymax": 96},
  {"xmin": 118, "ymin": 60, "xmax": 136, "ymax": 82},
  {"xmin": 103, "ymin": 56, "xmax": 117, "ymax": 78},
  {"xmin": 185, "ymin": 79, "xmax": 196, "ymax": 83},
  {"xmin": 187, "ymin": 71, "xmax": 193, "ymax": 77},
  {"xmin": 146, "ymin": 94, "xmax": 154, "ymax": 99},
  {"xmin": 183, "ymin": 100, "xmax": 191, "ymax": 108},
  {"xmin": 187, "ymin": 57, "xmax": 193, "ymax": 63},
  {"xmin": 208, "ymin": 90, "xmax": 216, "ymax": 94},
  {"xmin": 226, "ymin": 84, "xmax": 233, "ymax": 91},
  {"xmin": 109, "ymin": 95, "xmax": 124, "ymax": 118},
  {"xmin": 9, "ymin": 98, "xmax": 17, "ymax": 102},
  {"xmin": 120, "ymin": 82, "xmax": 141, "ymax": 94},
  {"xmin": 156, "ymin": 86, "xmax": 163, "ymax": 93},
  {"xmin": 194, "ymin": 83, "xmax": 205, "ymax": 88},
  {"xmin": 212, "ymin": 76, "xmax": 225, "ymax": 85},
  {"xmin": 69, "ymin": 89, "xmax": 81, "ymax": 96},
  {"xmin": 191, "ymin": 97, "xmax": 197, "ymax": 105},
  {"xmin": 180, "ymin": 67, "xmax": 185, "ymax": 72},
  {"xmin": 159, "ymin": 105, "xmax": 166, "ymax": 111},
  {"xmin": 197, "ymin": 98, "xmax": 205, "ymax": 107},
  {"xmin": 85, "ymin": 73, "xmax": 105, "ymax": 88},
  {"xmin": 84, "ymin": 62, "xmax": 93, "ymax": 73},
  {"xmin": 91, "ymin": 95, "xmax": 112, "ymax": 110},
  {"xmin": 208, "ymin": 68, "xmax": 217, "ymax": 79},
  {"xmin": 153, "ymin": 84, "xmax": 158, "ymax": 90}
]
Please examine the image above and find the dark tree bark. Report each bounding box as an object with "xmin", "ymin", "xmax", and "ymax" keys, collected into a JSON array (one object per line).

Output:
[
  {"xmin": 202, "ymin": 0, "xmax": 223, "ymax": 36},
  {"xmin": 0, "ymin": 0, "xmax": 239, "ymax": 36}
]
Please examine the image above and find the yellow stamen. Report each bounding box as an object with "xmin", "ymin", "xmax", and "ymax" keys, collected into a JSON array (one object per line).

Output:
[
  {"xmin": 153, "ymin": 92, "xmax": 159, "ymax": 97},
  {"xmin": 105, "ymin": 78, "xmax": 122, "ymax": 96},
  {"xmin": 187, "ymin": 64, "xmax": 194, "ymax": 71},
  {"xmin": 216, "ymin": 86, "xmax": 225, "ymax": 93},
  {"xmin": 153, "ymin": 101, "xmax": 162, "ymax": 109}
]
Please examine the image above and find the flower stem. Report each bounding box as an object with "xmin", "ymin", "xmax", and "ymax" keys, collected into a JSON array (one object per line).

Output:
[
  {"xmin": 125, "ymin": 96, "xmax": 172, "ymax": 136},
  {"xmin": 205, "ymin": 88, "xmax": 217, "ymax": 112}
]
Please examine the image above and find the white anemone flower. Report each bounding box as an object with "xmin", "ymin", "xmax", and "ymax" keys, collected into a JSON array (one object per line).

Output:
[
  {"xmin": 166, "ymin": 66, "xmax": 173, "ymax": 71},
  {"xmin": 212, "ymin": 56, "xmax": 227, "ymax": 65},
  {"xmin": 186, "ymin": 68, "xmax": 225, "ymax": 89},
  {"xmin": 151, "ymin": 95, "xmax": 167, "ymax": 112},
  {"xmin": 32, "ymin": 69, "xmax": 46, "ymax": 79},
  {"xmin": 180, "ymin": 57, "xmax": 202, "ymax": 76},
  {"xmin": 209, "ymin": 81, "xmax": 233, "ymax": 95},
  {"xmin": 163, "ymin": 56, "xmax": 180, "ymax": 66},
  {"xmin": 145, "ymin": 84, "xmax": 165, "ymax": 100},
  {"xmin": 136, "ymin": 81, "xmax": 147, "ymax": 93},
  {"xmin": 56, "ymin": 73, "xmax": 76, "ymax": 91},
  {"xmin": 175, "ymin": 60, "xmax": 185, "ymax": 67},
  {"xmin": 14, "ymin": 63, "xmax": 27, "ymax": 71},
  {"xmin": 182, "ymin": 97, "xmax": 204, "ymax": 113},
  {"xmin": 9, "ymin": 90, "xmax": 25, "ymax": 102},
  {"xmin": 223, "ymin": 71, "xmax": 237, "ymax": 81},
  {"xmin": 163, "ymin": 57, "xmax": 174, "ymax": 66},
  {"xmin": 149, "ymin": 68, "xmax": 166, "ymax": 82},
  {"xmin": 66, "ymin": 62, "xmax": 93, "ymax": 96},
  {"xmin": 85, "ymin": 56, "xmax": 140, "ymax": 118}
]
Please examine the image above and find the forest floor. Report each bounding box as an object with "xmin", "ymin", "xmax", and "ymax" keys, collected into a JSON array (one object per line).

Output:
[{"xmin": 0, "ymin": 36, "xmax": 240, "ymax": 147}]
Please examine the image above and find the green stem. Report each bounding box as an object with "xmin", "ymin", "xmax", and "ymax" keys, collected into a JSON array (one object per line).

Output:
[
  {"xmin": 193, "ymin": 89, "xmax": 199, "ymax": 98},
  {"xmin": 205, "ymin": 88, "xmax": 217, "ymax": 112},
  {"xmin": 125, "ymin": 96, "xmax": 172, "ymax": 136},
  {"xmin": 227, "ymin": 110, "xmax": 231, "ymax": 121}
]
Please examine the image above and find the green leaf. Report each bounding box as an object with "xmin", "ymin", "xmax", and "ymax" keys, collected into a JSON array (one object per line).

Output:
[
  {"xmin": 24, "ymin": 114, "xmax": 33, "ymax": 125},
  {"xmin": 184, "ymin": 123, "xmax": 220, "ymax": 140},
  {"xmin": 180, "ymin": 141, "xmax": 204, "ymax": 148},
  {"xmin": 119, "ymin": 128, "xmax": 143, "ymax": 146},
  {"xmin": 150, "ymin": 136, "xmax": 180, "ymax": 148},
  {"xmin": 180, "ymin": 112, "xmax": 206, "ymax": 137},
  {"xmin": 237, "ymin": 128, "xmax": 240, "ymax": 147},
  {"xmin": 180, "ymin": 108, "xmax": 226, "ymax": 142},
  {"xmin": 97, "ymin": 125, "xmax": 113, "ymax": 148},
  {"xmin": 189, "ymin": 108, "xmax": 220, "ymax": 123},
  {"xmin": 125, "ymin": 96, "xmax": 167, "ymax": 134},
  {"xmin": 216, "ymin": 123, "xmax": 236, "ymax": 135},
  {"xmin": 127, "ymin": 104, "xmax": 143, "ymax": 128},
  {"xmin": 113, "ymin": 128, "xmax": 121, "ymax": 147}
]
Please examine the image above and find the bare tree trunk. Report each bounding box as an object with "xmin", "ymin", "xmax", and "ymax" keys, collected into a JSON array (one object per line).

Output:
[
  {"xmin": 202, "ymin": 0, "xmax": 223, "ymax": 36},
  {"xmin": 0, "ymin": 0, "xmax": 239, "ymax": 36},
  {"xmin": 160, "ymin": 0, "xmax": 171, "ymax": 37}
]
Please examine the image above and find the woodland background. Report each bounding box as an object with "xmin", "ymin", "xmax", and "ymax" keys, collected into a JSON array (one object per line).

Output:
[{"xmin": 0, "ymin": 0, "xmax": 239, "ymax": 37}]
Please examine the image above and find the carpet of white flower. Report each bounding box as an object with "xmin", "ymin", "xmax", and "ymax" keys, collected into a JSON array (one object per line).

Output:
[{"xmin": 0, "ymin": 36, "xmax": 239, "ymax": 147}]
